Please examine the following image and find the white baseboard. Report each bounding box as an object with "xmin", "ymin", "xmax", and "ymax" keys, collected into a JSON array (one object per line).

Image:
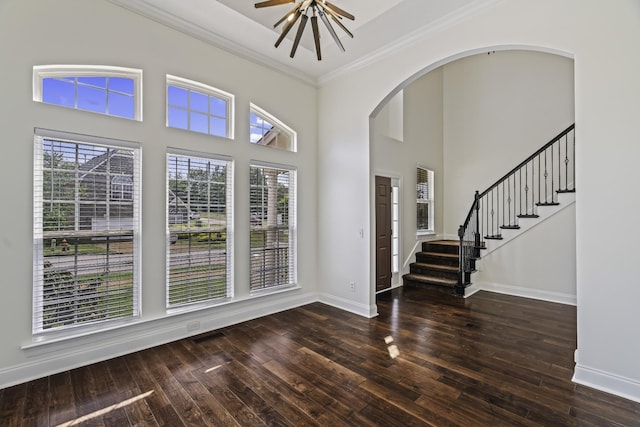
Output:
[
  {"xmin": 463, "ymin": 282, "xmax": 481, "ymax": 298},
  {"xmin": 318, "ymin": 293, "xmax": 378, "ymax": 318},
  {"xmin": 478, "ymin": 281, "xmax": 576, "ymax": 305},
  {"xmin": 573, "ymin": 364, "xmax": 640, "ymax": 404},
  {"xmin": 0, "ymin": 291, "xmax": 318, "ymax": 390}
]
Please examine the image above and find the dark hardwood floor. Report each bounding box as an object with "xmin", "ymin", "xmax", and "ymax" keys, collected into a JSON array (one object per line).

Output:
[{"xmin": 2, "ymin": 288, "xmax": 640, "ymax": 426}]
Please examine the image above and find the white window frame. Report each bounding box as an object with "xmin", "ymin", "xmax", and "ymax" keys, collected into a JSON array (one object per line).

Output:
[
  {"xmin": 417, "ymin": 166, "xmax": 435, "ymax": 235},
  {"xmin": 166, "ymin": 149, "xmax": 234, "ymax": 311},
  {"xmin": 249, "ymin": 161, "xmax": 297, "ymax": 294},
  {"xmin": 33, "ymin": 128, "xmax": 141, "ymax": 337},
  {"xmin": 166, "ymin": 75, "xmax": 235, "ymax": 139},
  {"xmin": 250, "ymin": 103, "xmax": 297, "ymax": 152},
  {"xmin": 33, "ymin": 65, "xmax": 143, "ymax": 121}
]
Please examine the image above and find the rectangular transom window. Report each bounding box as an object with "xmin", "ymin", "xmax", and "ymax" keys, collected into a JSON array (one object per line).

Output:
[
  {"xmin": 417, "ymin": 167, "xmax": 434, "ymax": 233},
  {"xmin": 33, "ymin": 65, "xmax": 142, "ymax": 120},
  {"xmin": 167, "ymin": 151, "xmax": 233, "ymax": 309},
  {"xmin": 33, "ymin": 129, "xmax": 141, "ymax": 335},
  {"xmin": 250, "ymin": 163, "xmax": 297, "ymax": 293},
  {"xmin": 167, "ymin": 75, "xmax": 234, "ymax": 139},
  {"xmin": 250, "ymin": 103, "xmax": 296, "ymax": 152}
]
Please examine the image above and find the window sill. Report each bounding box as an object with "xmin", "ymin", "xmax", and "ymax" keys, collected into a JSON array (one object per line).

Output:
[
  {"xmin": 23, "ymin": 285, "xmax": 302, "ymax": 352},
  {"xmin": 416, "ymin": 230, "xmax": 436, "ymax": 237}
]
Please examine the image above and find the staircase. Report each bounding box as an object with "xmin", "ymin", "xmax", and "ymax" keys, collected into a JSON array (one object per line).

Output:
[
  {"xmin": 403, "ymin": 240, "xmax": 464, "ymax": 296},
  {"xmin": 403, "ymin": 123, "xmax": 575, "ymax": 297}
]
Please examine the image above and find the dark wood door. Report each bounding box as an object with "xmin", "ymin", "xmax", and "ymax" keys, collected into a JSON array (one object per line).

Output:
[{"xmin": 375, "ymin": 176, "xmax": 392, "ymax": 291}]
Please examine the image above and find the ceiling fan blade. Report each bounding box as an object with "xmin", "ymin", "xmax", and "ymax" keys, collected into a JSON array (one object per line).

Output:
[
  {"xmin": 326, "ymin": 8, "xmax": 353, "ymax": 38},
  {"xmin": 311, "ymin": 15, "xmax": 322, "ymax": 60},
  {"xmin": 290, "ymin": 14, "xmax": 309, "ymax": 58},
  {"xmin": 274, "ymin": 9, "xmax": 301, "ymax": 47},
  {"xmin": 273, "ymin": 3, "xmax": 302, "ymax": 28},
  {"xmin": 255, "ymin": 0, "xmax": 294, "ymax": 8},
  {"xmin": 321, "ymin": 1, "xmax": 354, "ymax": 20},
  {"xmin": 319, "ymin": 9, "xmax": 344, "ymax": 52}
]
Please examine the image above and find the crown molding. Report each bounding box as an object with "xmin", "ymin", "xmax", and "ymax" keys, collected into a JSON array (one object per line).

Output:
[
  {"xmin": 317, "ymin": 0, "xmax": 505, "ymax": 86},
  {"xmin": 107, "ymin": 0, "xmax": 318, "ymax": 87}
]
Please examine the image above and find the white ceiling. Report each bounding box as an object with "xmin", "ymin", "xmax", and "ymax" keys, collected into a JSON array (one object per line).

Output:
[{"xmin": 108, "ymin": 0, "xmax": 490, "ymax": 85}]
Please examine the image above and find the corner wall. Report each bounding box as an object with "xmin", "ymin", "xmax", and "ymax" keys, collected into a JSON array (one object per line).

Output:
[
  {"xmin": 0, "ymin": 0, "xmax": 318, "ymax": 388},
  {"xmin": 318, "ymin": 0, "xmax": 640, "ymax": 403}
]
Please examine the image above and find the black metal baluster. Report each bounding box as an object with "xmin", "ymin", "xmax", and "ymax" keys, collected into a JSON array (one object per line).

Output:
[
  {"xmin": 564, "ymin": 134, "xmax": 569, "ymax": 191},
  {"xmin": 573, "ymin": 130, "xmax": 576, "ymax": 190},
  {"xmin": 552, "ymin": 141, "xmax": 555, "ymax": 202},
  {"xmin": 519, "ymin": 168, "xmax": 522, "ymax": 216},
  {"xmin": 507, "ymin": 175, "xmax": 511, "ymax": 226},
  {"xmin": 525, "ymin": 162, "xmax": 529, "ymax": 215},
  {"xmin": 544, "ymin": 148, "xmax": 548, "ymax": 203},
  {"xmin": 537, "ymin": 155, "xmax": 541, "ymax": 205}
]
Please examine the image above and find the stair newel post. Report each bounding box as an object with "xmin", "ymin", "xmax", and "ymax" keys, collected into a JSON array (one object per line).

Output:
[
  {"xmin": 457, "ymin": 224, "xmax": 466, "ymax": 296},
  {"xmin": 474, "ymin": 191, "xmax": 481, "ymax": 259}
]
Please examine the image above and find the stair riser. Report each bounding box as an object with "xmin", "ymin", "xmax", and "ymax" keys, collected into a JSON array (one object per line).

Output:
[
  {"xmin": 409, "ymin": 265, "xmax": 458, "ymax": 281},
  {"xmin": 403, "ymin": 279, "xmax": 463, "ymax": 297},
  {"xmin": 421, "ymin": 242, "xmax": 459, "ymax": 255},
  {"xmin": 415, "ymin": 253, "xmax": 459, "ymax": 267}
]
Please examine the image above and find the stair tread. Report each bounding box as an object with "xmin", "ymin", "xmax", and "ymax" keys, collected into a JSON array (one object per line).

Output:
[
  {"xmin": 426, "ymin": 240, "xmax": 460, "ymax": 246},
  {"xmin": 417, "ymin": 251, "xmax": 458, "ymax": 258},
  {"xmin": 403, "ymin": 274, "xmax": 457, "ymax": 287},
  {"xmin": 411, "ymin": 262, "xmax": 458, "ymax": 272}
]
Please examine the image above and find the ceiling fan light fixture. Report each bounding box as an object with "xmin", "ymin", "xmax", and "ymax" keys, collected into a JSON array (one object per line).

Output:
[{"xmin": 255, "ymin": 0, "xmax": 354, "ymax": 61}]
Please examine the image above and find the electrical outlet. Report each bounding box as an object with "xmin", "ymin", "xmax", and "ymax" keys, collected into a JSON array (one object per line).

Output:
[
  {"xmin": 349, "ymin": 281, "xmax": 356, "ymax": 292},
  {"xmin": 187, "ymin": 321, "xmax": 200, "ymax": 332}
]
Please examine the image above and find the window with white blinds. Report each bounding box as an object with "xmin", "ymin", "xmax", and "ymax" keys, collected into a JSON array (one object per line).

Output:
[
  {"xmin": 249, "ymin": 163, "xmax": 297, "ymax": 293},
  {"xmin": 417, "ymin": 167, "xmax": 434, "ymax": 233},
  {"xmin": 167, "ymin": 152, "xmax": 233, "ymax": 308},
  {"xmin": 33, "ymin": 129, "xmax": 141, "ymax": 335}
]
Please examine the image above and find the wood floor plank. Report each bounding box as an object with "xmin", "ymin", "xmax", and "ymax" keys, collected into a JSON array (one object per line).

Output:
[
  {"xmin": 190, "ymin": 363, "xmax": 265, "ymax": 427},
  {"xmin": 105, "ymin": 357, "xmax": 158, "ymax": 426},
  {"xmin": 47, "ymin": 371, "xmax": 77, "ymax": 426},
  {"xmin": 125, "ymin": 351, "xmax": 187, "ymax": 427},
  {"xmin": 0, "ymin": 383, "xmax": 27, "ymax": 427},
  {"xmin": 5, "ymin": 287, "xmax": 640, "ymax": 426},
  {"xmin": 21, "ymin": 376, "xmax": 49, "ymax": 427}
]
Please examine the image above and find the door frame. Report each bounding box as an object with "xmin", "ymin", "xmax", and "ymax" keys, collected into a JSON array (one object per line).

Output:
[{"xmin": 373, "ymin": 173, "xmax": 402, "ymax": 294}]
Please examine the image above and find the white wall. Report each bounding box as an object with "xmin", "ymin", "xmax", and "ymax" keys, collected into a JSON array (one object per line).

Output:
[
  {"xmin": 442, "ymin": 50, "xmax": 575, "ymax": 235},
  {"xmin": 371, "ymin": 68, "xmax": 444, "ymax": 274},
  {"xmin": 0, "ymin": 0, "xmax": 318, "ymax": 388},
  {"xmin": 477, "ymin": 202, "xmax": 577, "ymax": 304},
  {"xmin": 318, "ymin": 0, "xmax": 640, "ymax": 402}
]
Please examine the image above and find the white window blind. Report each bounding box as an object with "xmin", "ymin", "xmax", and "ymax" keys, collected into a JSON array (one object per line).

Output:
[
  {"xmin": 417, "ymin": 167, "xmax": 434, "ymax": 232},
  {"xmin": 33, "ymin": 65, "xmax": 142, "ymax": 121},
  {"xmin": 167, "ymin": 152, "xmax": 233, "ymax": 308},
  {"xmin": 249, "ymin": 163, "xmax": 297, "ymax": 293},
  {"xmin": 33, "ymin": 129, "xmax": 141, "ymax": 334}
]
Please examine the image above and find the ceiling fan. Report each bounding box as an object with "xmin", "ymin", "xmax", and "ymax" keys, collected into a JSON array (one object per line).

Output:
[{"xmin": 255, "ymin": 0, "xmax": 355, "ymax": 60}]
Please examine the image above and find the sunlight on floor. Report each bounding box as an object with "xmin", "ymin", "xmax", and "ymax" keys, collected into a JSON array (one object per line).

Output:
[
  {"xmin": 56, "ymin": 390, "xmax": 154, "ymax": 426},
  {"xmin": 205, "ymin": 364, "xmax": 222, "ymax": 373},
  {"xmin": 384, "ymin": 335, "xmax": 400, "ymax": 359}
]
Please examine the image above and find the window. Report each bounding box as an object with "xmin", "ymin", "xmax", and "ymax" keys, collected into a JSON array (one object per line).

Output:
[
  {"xmin": 167, "ymin": 151, "xmax": 233, "ymax": 309},
  {"xmin": 33, "ymin": 65, "xmax": 142, "ymax": 120},
  {"xmin": 250, "ymin": 163, "xmax": 297, "ymax": 292},
  {"xmin": 167, "ymin": 75, "xmax": 234, "ymax": 139},
  {"xmin": 417, "ymin": 167, "xmax": 434, "ymax": 233},
  {"xmin": 392, "ymin": 184, "xmax": 400, "ymax": 273},
  {"xmin": 111, "ymin": 176, "xmax": 133, "ymax": 201},
  {"xmin": 250, "ymin": 104, "xmax": 296, "ymax": 152},
  {"xmin": 33, "ymin": 129, "xmax": 141, "ymax": 335}
]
